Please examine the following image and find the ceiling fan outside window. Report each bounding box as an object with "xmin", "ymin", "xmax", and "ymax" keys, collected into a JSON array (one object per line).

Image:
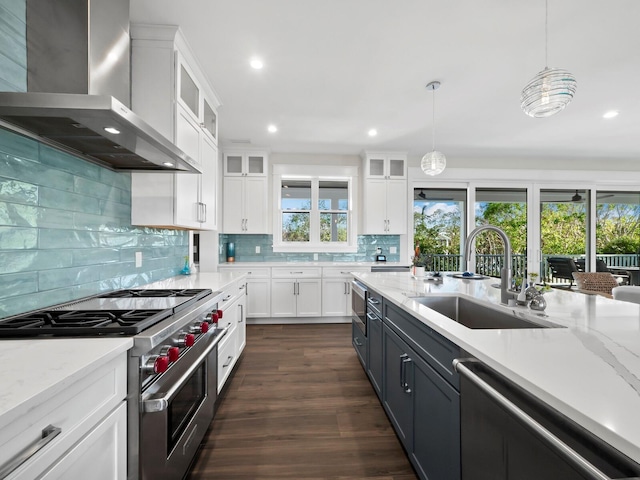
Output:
[{"xmin": 544, "ymin": 190, "xmax": 614, "ymax": 203}]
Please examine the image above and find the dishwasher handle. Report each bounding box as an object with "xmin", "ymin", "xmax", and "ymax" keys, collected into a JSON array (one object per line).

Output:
[{"xmin": 453, "ymin": 358, "xmax": 613, "ymax": 480}]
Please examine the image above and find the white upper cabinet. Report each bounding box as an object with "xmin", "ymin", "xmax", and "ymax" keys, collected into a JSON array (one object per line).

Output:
[
  {"xmin": 223, "ymin": 152, "xmax": 267, "ymax": 176},
  {"xmin": 361, "ymin": 152, "xmax": 407, "ymax": 234},
  {"xmin": 364, "ymin": 152, "xmax": 407, "ymax": 179},
  {"xmin": 130, "ymin": 24, "xmax": 221, "ymax": 230},
  {"xmin": 222, "ymin": 150, "xmax": 269, "ymax": 234}
]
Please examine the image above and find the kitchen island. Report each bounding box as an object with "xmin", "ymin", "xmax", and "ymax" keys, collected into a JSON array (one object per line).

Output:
[{"xmin": 353, "ymin": 271, "xmax": 640, "ymax": 466}]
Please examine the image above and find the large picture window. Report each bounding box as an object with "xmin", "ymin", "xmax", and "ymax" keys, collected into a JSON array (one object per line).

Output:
[{"xmin": 274, "ymin": 174, "xmax": 356, "ymax": 252}]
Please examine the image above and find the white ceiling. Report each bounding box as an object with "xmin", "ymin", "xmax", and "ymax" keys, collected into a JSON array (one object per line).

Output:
[{"xmin": 130, "ymin": 0, "xmax": 640, "ymax": 165}]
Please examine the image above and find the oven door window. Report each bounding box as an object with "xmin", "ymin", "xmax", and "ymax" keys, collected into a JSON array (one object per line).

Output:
[{"xmin": 167, "ymin": 362, "xmax": 207, "ymax": 452}]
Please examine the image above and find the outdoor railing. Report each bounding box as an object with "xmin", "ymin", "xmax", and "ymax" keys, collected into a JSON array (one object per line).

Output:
[{"xmin": 429, "ymin": 253, "xmax": 638, "ymax": 285}]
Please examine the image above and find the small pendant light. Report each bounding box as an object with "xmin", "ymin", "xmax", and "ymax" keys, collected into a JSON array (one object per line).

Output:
[
  {"xmin": 421, "ymin": 81, "xmax": 446, "ymax": 176},
  {"xmin": 520, "ymin": 0, "xmax": 577, "ymax": 118}
]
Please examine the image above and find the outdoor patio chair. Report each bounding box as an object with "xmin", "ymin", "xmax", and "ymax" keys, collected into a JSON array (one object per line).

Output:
[
  {"xmin": 612, "ymin": 286, "xmax": 640, "ymax": 304},
  {"xmin": 572, "ymin": 272, "xmax": 619, "ymax": 298},
  {"xmin": 547, "ymin": 257, "xmax": 580, "ymax": 288}
]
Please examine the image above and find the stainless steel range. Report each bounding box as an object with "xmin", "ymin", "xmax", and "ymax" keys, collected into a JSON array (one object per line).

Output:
[{"xmin": 0, "ymin": 288, "xmax": 227, "ymax": 480}]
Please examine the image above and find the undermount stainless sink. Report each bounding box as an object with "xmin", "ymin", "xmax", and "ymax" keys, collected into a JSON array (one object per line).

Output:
[{"xmin": 413, "ymin": 295, "xmax": 560, "ymax": 329}]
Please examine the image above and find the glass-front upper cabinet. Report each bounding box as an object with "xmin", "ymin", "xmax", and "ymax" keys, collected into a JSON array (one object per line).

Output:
[
  {"xmin": 223, "ymin": 151, "xmax": 268, "ymax": 176},
  {"xmin": 177, "ymin": 52, "xmax": 219, "ymax": 145},
  {"xmin": 363, "ymin": 152, "xmax": 407, "ymax": 179},
  {"xmin": 178, "ymin": 63, "xmax": 200, "ymax": 120},
  {"xmin": 202, "ymin": 98, "xmax": 217, "ymax": 141}
]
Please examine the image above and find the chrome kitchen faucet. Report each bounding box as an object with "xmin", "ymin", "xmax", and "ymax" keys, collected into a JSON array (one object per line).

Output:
[{"xmin": 463, "ymin": 225, "xmax": 515, "ymax": 305}]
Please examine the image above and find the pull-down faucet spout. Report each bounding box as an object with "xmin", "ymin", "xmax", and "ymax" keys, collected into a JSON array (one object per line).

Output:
[{"xmin": 463, "ymin": 225, "xmax": 514, "ymax": 305}]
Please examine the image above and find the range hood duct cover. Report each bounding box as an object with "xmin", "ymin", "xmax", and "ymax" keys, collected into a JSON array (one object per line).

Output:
[{"xmin": 0, "ymin": 0, "xmax": 199, "ymax": 173}]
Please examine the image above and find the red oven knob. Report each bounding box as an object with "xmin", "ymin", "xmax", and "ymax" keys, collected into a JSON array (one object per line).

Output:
[
  {"xmin": 206, "ymin": 311, "xmax": 219, "ymax": 324},
  {"xmin": 159, "ymin": 345, "xmax": 180, "ymax": 362},
  {"xmin": 217, "ymin": 309, "xmax": 223, "ymax": 319},
  {"xmin": 178, "ymin": 333, "xmax": 195, "ymax": 347},
  {"xmin": 167, "ymin": 346, "xmax": 180, "ymax": 362},
  {"xmin": 154, "ymin": 356, "xmax": 170, "ymax": 373},
  {"xmin": 200, "ymin": 321, "xmax": 209, "ymax": 333},
  {"xmin": 143, "ymin": 355, "xmax": 169, "ymax": 374}
]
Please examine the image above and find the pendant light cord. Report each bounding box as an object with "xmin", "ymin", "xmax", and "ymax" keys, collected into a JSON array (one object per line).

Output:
[
  {"xmin": 545, "ymin": 0, "xmax": 548, "ymax": 68},
  {"xmin": 432, "ymin": 88, "xmax": 436, "ymax": 151}
]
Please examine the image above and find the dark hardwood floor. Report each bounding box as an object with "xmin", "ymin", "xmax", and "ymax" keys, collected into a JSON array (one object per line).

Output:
[{"xmin": 187, "ymin": 323, "xmax": 417, "ymax": 479}]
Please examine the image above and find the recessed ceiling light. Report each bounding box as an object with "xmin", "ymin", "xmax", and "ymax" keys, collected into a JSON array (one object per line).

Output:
[
  {"xmin": 603, "ymin": 110, "xmax": 619, "ymax": 119},
  {"xmin": 163, "ymin": 162, "xmax": 174, "ymax": 167},
  {"xmin": 267, "ymin": 124, "xmax": 278, "ymax": 133},
  {"xmin": 250, "ymin": 58, "xmax": 264, "ymax": 70},
  {"xmin": 368, "ymin": 129, "xmax": 377, "ymax": 137},
  {"xmin": 104, "ymin": 127, "xmax": 120, "ymax": 134}
]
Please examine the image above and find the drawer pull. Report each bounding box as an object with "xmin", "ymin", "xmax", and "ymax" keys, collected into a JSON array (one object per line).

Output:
[
  {"xmin": 0, "ymin": 425, "xmax": 62, "ymax": 478},
  {"xmin": 223, "ymin": 355, "xmax": 235, "ymax": 368},
  {"xmin": 222, "ymin": 294, "xmax": 232, "ymax": 302},
  {"xmin": 291, "ymin": 271, "xmax": 304, "ymax": 274}
]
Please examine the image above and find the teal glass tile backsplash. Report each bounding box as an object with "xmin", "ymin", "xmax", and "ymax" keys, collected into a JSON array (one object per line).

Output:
[
  {"xmin": 0, "ymin": 0, "xmax": 26, "ymax": 92},
  {"xmin": 218, "ymin": 234, "xmax": 401, "ymax": 263},
  {"xmin": 0, "ymin": 129, "xmax": 189, "ymax": 318}
]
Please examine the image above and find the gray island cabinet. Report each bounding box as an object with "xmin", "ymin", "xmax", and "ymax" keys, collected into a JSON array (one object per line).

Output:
[
  {"xmin": 352, "ymin": 272, "xmax": 640, "ymax": 480},
  {"xmin": 382, "ymin": 300, "xmax": 460, "ymax": 480}
]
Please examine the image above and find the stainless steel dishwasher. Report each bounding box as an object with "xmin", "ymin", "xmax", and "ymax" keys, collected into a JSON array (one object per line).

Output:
[{"xmin": 454, "ymin": 359, "xmax": 640, "ymax": 480}]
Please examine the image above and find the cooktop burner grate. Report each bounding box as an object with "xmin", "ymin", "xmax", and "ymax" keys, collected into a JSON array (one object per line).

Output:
[
  {"xmin": 0, "ymin": 309, "xmax": 172, "ymax": 337},
  {"xmin": 98, "ymin": 289, "xmax": 210, "ymax": 299}
]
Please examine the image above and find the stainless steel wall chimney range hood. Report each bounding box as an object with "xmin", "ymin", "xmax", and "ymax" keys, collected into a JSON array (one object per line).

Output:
[{"xmin": 0, "ymin": 0, "xmax": 200, "ymax": 173}]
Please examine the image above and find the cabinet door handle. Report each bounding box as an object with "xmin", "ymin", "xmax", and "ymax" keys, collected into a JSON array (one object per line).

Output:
[
  {"xmin": 354, "ymin": 337, "xmax": 363, "ymax": 346},
  {"xmin": 0, "ymin": 425, "xmax": 62, "ymax": 479},
  {"xmin": 202, "ymin": 202, "xmax": 207, "ymax": 223},
  {"xmin": 399, "ymin": 353, "xmax": 409, "ymax": 388},
  {"xmin": 239, "ymin": 304, "xmax": 244, "ymax": 322},
  {"xmin": 244, "ymin": 218, "xmax": 248, "ymax": 231},
  {"xmin": 402, "ymin": 357, "xmax": 412, "ymax": 393},
  {"xmin": 453, "ymin": 359, "xmax": 612, "ymax": 480},
  {"xmin": 366, "ymin": 312, "xmax": 378, "ymax": 321},
  {"xmin": 223, "ymin": 355, "xmax": 235, "ymax": 368}
]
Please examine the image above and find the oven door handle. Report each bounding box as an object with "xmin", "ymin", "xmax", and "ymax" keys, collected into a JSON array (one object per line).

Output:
[{"xmin": 142, "ymin": 331, "xmax": 227, "ymax": 413}]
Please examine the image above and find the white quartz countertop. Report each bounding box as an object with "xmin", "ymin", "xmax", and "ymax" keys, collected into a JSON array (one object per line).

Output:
[
  {"xmin": 139, "ymin": 271, "xmax": 247, "ymax": 291},
  {"xmin": 218, "ymin": 261, "xmax": 409, "ymax": 268},
  {"xmin": 352, "ymin": 271, "xmax": 640, "ymax": 463},
  {"xmin": 0, "ymin": 338, "xmax": 132, "ymax": 431}
]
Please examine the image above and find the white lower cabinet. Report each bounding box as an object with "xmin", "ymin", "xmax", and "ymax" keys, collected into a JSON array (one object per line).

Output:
[
  {"xmin": 271, "ymin": 267, "xmax": 322, "ymax": 317},
  {"xmin": 218, "ymin": 267, "xmax": 271, "ymax": 318},
  {"xmin": 217, "ymin": 278, "xmax": 247, "ymax": 393},
  {"xmin": 246, "ymin": 278, "xmax": 271, "ymax": 317},
  {"xmin": 40, "ymin": 403, "xmax": 126, "ymax": 480},
  {"xmin": 3, "ymin": 354, "xmax": 127, "ymax": 480},
  {"xmin": 322, "ymin": 267, "xmax": 371, "ymax": 316},
  {"xmin": 219, "ymin": 265, "xmax": 375, "ymax": 319}
]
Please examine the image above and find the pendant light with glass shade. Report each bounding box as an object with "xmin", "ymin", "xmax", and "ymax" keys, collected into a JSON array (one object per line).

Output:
[
  {"xmin": 421, "ymin": 81, "xmax": 446, "ymax": 176},
  {"xmin": 520, "ymin": 0, "xmax": 577, "ymax": 117}
]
